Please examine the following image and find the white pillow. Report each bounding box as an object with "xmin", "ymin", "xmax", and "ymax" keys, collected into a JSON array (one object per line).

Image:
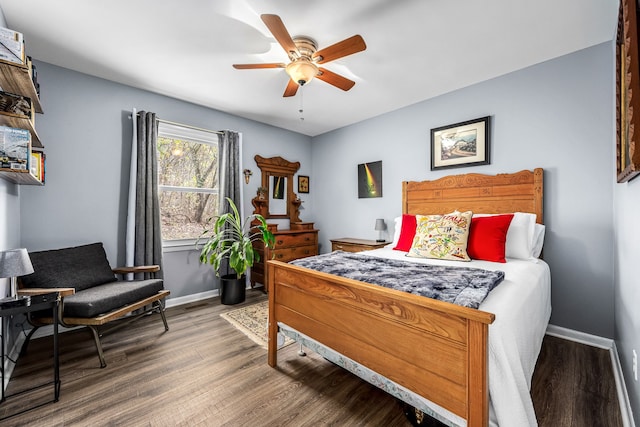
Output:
[
  {"xmin": 505, "ymin": 212, "xmax": 536, "ymax": 260},
  {"xmin": 531, "ymin": 224, "xmax": 546, "ymax": 258},
  {"xmin": 390, "ymin": 216, "xmax": 402, "ymax": 246}
]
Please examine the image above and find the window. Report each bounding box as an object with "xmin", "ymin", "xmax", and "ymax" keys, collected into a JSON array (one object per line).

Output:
[{"xmin": 157, "ymin": 122, "xmax": 219, "ymax": 244}]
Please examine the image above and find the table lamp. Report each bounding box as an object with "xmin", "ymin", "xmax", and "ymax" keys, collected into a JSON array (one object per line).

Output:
[
  {"xmin": 374, "ymin": 218, "xmax": 386, "ymax": 242},
  {"xmin": 0, "ymin": 248, "xmax": 34, "ymax": 307}
]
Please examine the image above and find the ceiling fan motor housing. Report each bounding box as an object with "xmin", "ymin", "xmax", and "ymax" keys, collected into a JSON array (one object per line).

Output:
[
  {"xmin": 290, "ymin": 36, "xmax": 318, "ymax": 61},
  {"xmin": 286, "ymin": 37, "xmax": 319, "ymax": 85}
]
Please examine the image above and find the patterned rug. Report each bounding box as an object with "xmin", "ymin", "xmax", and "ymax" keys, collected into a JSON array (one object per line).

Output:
[{"xmin": 220, "ymin": 300, "xmax": 293, "ymax": 349}]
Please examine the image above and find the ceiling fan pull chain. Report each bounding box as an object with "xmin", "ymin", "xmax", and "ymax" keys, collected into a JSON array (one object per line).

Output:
[{"xmin": 299, "ymin": 86, "xmax": 305, "ymax": 121}]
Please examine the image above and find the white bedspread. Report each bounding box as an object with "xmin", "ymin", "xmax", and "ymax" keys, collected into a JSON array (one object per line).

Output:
[{"xmin": 363, "ymin": 247, "xmax": 552, "ymax": 427}]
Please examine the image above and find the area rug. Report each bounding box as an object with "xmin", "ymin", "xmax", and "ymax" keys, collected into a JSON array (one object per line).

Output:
[{"xmin": 220, "ymin": 300, "xmax": 293, "ymax": 349}]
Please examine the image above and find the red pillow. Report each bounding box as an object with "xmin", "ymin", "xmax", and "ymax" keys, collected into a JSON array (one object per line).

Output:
[
  {"xmin": 393, "ymin": 214, "xmax": 417, "ymax": 252},
  {"xmin": 467, "ymin": 214, "xmax": 514, "ymax": 263}
]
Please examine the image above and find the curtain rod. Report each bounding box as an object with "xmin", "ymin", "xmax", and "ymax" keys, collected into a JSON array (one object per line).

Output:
[{"xmin": 130, "ymin": 112, "xmax": 224, "ymax": 135}]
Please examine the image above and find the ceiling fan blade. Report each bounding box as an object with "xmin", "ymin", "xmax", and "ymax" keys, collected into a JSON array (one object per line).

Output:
[
  {"xmin": 233, "ymin": 63, "xmax": 286, "ymax": 69},
  {"xmin": 261, "ymin": 14, "xmax": 299, "ymax": 57},
  {"xmin": 316, "ymin": 68, "xmax": 356, "ymax": 91},
  {"xmin": 313, "ymin": 35, "xmax": 366, "ymax": 64},
  {"xmin": 283, "ymin": 79, "xmax": 299, "ymax": 97}
]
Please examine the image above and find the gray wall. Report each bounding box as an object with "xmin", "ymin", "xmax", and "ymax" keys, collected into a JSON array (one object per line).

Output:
[
  {"xmin": 18, "ymin": 61, "xmax": 312, "ymax": 300},
  {"xmin": 614, "ymin": 168, "xmax": 640, "ymax": 418},
  {"xmin": 311, "ymin": 42, "xmax": 615, "ymax": 338}
]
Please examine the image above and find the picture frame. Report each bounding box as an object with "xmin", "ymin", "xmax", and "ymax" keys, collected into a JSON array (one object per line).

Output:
[
  {"xmin": 358, "ymin": 160, "xmax": 383, "ymax": 198},
  {"xmin": 298, "ymin": 175, "xmax": 309, "ymax": 193},
  {"xmin": 617, "ymin": 0, "xmax": 640, "ymax": 182},
  {"xmin": 430, "ymin": 116, "xmax": 490, "ymax": 171}
]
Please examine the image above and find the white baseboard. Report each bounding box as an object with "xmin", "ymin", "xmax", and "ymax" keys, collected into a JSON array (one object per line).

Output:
[
  {"xmin": 165, "ymin": 289, "xmax": 219, "ymax": 308},
  {"xmin": 546, "ymin": 324, "xmax": 613, "ymax": 349},
  {"xmin": 546, "ymin": 324, "xmax": 636, "ymax": 427}
]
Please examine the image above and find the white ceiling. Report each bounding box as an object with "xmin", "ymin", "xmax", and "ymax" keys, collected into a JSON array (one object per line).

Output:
[{"xmin": 0, "ymin": 0, "xmax": 618, "ymax": 137}]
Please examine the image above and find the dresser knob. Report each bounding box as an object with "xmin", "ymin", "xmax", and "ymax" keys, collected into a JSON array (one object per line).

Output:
[
  {"xmin": 277, "ymin": 240, "xmax": 284, "ymax": 245},
  {"xmin": 305, "ymin": 237, "xmax": 310, "ymax": 241},
  {"xmin": 277, "ymin": 253, "xmax": 283, "ymax": 259}
]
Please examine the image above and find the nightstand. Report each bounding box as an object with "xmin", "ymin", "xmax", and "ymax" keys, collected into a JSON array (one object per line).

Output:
[{"xmin": 330, "ymin": 238, "xmax": 389, "ymax": 253}]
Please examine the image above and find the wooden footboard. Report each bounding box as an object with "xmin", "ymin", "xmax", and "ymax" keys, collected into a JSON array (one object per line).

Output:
[{"xmin": 267, "ymin": 260, "xmax": 495, "ymax": 427}]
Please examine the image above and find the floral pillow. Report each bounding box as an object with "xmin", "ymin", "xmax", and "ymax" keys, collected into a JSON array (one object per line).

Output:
[{"xmin": 407, "ymin": 211, "xmax": 473, "ymax": 261}]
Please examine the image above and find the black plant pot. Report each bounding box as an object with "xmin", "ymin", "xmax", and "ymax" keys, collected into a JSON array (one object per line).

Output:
[{"xmin": 220, "ymin": 274, "xmax": 246, "ymax": 305}]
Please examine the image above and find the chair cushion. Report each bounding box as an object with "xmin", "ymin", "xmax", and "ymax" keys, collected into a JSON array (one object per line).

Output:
[
  {"xmin": 62, "ymin": 279, "xmax": 165, "ymax": 318},
  {"xmin": 22, "ymin": 243, "xmax": 117, "ymax": 292}
]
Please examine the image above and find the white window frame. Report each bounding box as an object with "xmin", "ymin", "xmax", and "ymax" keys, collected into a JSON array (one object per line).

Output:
[{"xmin": 157, "ymin": 121, "xmax": 220, "ymax": 251}]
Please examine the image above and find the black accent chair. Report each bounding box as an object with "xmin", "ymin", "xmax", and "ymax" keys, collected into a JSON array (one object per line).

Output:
[{"xmin": 19, "ymin": 242, "xmax": 170, "ymax": 368}]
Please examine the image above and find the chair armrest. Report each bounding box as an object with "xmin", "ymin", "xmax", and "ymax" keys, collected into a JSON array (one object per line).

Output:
[
  {"xmin": 18, "ymin": 287, "xmax": 76, "ymax": 298},
  {"xmin": 112, "ymin": 265, "xmax": 160, "ymax": 275}
]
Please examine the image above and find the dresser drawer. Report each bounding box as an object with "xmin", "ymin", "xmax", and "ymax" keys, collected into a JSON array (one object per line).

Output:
[
  {"xmin": 271, "ymin": 245, "xmax": 317, "ymax": 262},
  {"xmin": 332, "ymin": 242, "xmax": 371, "ymax": 253},
  {"xmin": 330, "ymin": 238, "xmax": 389, "ymax": 253},
  {"xmin": 274, "ymin": 232, "xmax": 317, "ymax": 248}
]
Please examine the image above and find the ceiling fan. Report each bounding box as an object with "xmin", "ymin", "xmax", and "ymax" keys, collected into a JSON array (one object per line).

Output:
[{"xmin": 233, "ymin": 14, "xmax": 366, "ymax": 97}]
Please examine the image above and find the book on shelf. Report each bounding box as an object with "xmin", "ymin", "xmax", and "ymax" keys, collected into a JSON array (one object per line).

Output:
[
  {"xmin": 0, "ymin": 125, "xmax": 31, "ymax": 170},
  {"xmin": 30, "ymin": 151, "xmax": 41, "ymax": 181},
  {"xmin": 31, "ymin": 148, "xmax": 45, "ymax": 183},
  {"xmin": 0, "ymin": 27, "xmax": 25, "ymax": 65}
]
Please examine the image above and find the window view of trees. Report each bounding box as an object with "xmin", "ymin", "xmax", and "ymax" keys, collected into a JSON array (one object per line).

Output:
[{"xmin": 157, "ymin": 132, "xmax": 219, "ymax": 241}]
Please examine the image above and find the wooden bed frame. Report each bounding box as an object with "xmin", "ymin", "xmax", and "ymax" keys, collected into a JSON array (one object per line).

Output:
[{"xmin": 267, "ymin": 168, "xmax": 543, "ymax": 427}]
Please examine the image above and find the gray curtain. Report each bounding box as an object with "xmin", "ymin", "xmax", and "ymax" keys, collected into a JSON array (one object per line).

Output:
[
  {"xmin": 133, "ymin": 111, "xmax": 163, "ymax": 279},
  {"xmin": 218, "ymin": 130, "xmax": 241, "ymax": 215},
  {"xmin": 217, "ymin": 130, "xmax": 240, "ymax": 277}
]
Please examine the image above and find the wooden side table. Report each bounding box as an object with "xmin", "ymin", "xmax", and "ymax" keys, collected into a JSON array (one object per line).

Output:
[{"xmin": 330, "ymin": 238, "xmax": 390, "ymax": 253}]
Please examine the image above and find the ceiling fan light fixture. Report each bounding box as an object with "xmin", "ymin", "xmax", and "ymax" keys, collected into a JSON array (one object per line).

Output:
[{"xmin": 285, "ymin": 58, "xmax": 318, "ymax": 86}]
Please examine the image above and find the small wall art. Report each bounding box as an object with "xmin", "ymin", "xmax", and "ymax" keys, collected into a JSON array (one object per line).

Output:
[
  {"xmin": 358, "ymin": 160, "xmax": 383, "ymax": 198},
  {"xmin": 298, "ymin": 175, "xmax": 309, "ymax": 193},
  {"xmin": 430, "ymin": 116, "xmax": 490, "ymax": 170}
]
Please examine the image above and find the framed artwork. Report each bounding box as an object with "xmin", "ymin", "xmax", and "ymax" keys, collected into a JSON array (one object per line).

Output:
[
  {"xmin": 617, "ymin": 0, "xmax": 640, "ymax": 182},
  {"xmin": 430, "ymin": 116, "xmax": 490, "ymax": 170},
  {"xmin": 298, "ymin": 175, "xmax": 309, "ymax": 193},
  {"xmin": 358, "ymin": 160, "xmax": 382, "ymax": 198}
]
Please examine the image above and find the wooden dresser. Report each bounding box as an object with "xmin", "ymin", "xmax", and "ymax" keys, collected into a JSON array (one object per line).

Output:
[{"xmin": 251, "ymin": 222, "xmax": 318, "ymax": 292}]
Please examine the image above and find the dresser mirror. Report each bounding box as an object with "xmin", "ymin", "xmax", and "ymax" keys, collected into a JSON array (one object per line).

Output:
[{"xmin": 254, "ymin": 155, "xmax": 300, "ymax": 220}]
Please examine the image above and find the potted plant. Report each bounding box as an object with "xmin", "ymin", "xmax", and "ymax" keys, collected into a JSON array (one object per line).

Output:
[
  {"xmin": 198, "ymin": 197, "xmax": 274, "ymax": 304},
  {"xmin": 257, "ymin": 186, "xmax": 268, "ymax": 200}
]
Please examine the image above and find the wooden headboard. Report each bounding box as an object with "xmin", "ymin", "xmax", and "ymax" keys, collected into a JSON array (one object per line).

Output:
[{"xmin": 402, "ymin": 168, "xmax": 544, "ymax": 224}]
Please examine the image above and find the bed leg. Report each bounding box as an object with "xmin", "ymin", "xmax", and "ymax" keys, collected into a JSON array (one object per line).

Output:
[
  {"xmin": 401, "ymin": 402, "xmax": 447, "ymax": 427},
  {"xmin": 298, "ymin": 342, "xmax": 306, "ymax": 357}
]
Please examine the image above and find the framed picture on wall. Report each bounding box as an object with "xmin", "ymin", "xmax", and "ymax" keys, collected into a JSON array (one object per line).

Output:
[
  {"xmin": 298, "ymin": 175, "xmax": 309, "ymax": 193},
  {"xmin": 430, "ymin": 116, "xmax": 490, "ymax": 170},
  {"xmin": 358, "ymin": 161, "xmax": 382, "ymax": 198}
]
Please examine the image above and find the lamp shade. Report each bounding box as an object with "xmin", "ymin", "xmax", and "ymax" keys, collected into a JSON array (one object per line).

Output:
[
  {"xmin": 286, "ymin": 58, "xmax": 318, "ymax": 86},
  {"xmin": 0, "ymin": 248, "xmax": 34, "ymax": 278},
  {"xmin": 374, "ymin": 218, "xmax": 386, "ymax": 231}
]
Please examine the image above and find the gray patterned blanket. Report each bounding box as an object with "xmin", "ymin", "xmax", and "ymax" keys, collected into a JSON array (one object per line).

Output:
[{"xmin": 290, "ymin": 251, "xmax": 504, "ymax": 309}]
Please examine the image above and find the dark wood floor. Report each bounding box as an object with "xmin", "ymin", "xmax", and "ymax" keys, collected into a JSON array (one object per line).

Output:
[{"xmin": 0, "ymin": 290, "xmax": 623, "ymax": 426}]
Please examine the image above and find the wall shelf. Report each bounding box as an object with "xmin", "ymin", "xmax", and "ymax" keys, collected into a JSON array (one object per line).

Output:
[
  {"xmin": 0, "ymin": 168, "xmax": 42, "ymax": 185},
  {"xmin": 0, "ymin": 59, "xmax": 42, "ymax": 113},
  {"xmin": 0, "ymin": 52, "xmax": 45, "ymax": 184}
]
